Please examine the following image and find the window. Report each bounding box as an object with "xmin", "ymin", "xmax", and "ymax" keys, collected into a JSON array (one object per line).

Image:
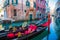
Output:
[
  {"xmin": 37, "ymin": 0, "xmax": 40, "ymax": 3},
  {"xmin": 4, "ymin": 0, "xmax": 9, "ymax": 7},
  {"xmin": 40, "ymin": 0, "xmax": 43, "ymax": 1},
  {"xmin": 7, "ymin": 0, "xmax": 9, "ymax": 5},
  {"xmin": 29, "ymin": 14, "xmax": 32, "ymax": 21},
  {"xmin": 26, "ymin": 0, "xmax": 30, "ymax": 7},
  {"xmin": 37, "ymin": 7, "xmax": 40, "ymax": 10},
  {"xmin": 43, "ymin": 8, "xmax": 46, "ymax": 11},
  {"xmin": 36, "ymin": 11, "xmax": 40, "ymax": 18},
  {"xmin": 34, "ymin": 2, "xmax": 36, "ymax": 8},
  {"xmin": 24, "ymin": 10, "xmax": 26, "ymax": 13},
  {"xmin": 1, "ymin": 15, "xmax": 3, "ymax": 17},
  {"xmin": 40, "ymin": 14, "xmax": 41, "ymax": 16},
  {"xmin": 37, "ymin": 7, "xmax": 39, "ymax": 10},
  {"xmin": 12, "ymin": 0, "xmax": 18, "ymax": 6},
  {"xmin": 14, "ymin": 9, "xmax": 17, "ymax": 16},
  {"xmin": 38, "ymin": 14, "xmax": 39, "ymax": 17}
]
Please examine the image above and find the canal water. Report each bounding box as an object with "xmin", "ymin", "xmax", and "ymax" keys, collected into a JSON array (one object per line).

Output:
[
  {"xmin": 31, "ymin": 17, "xmax": 60, "ymax": 40},
  {"xmin": 42, "ymin": 17, "xmax": 60, "ymax": 40}
]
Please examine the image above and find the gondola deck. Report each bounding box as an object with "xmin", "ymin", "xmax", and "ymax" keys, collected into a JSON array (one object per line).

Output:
[
  {"xmin": 17, "ymin": 27, "xmax": 47, "ymax": 40},
  {"xmin": 0, "ymin": 27, "xmax": 47, "ymax": 40}
]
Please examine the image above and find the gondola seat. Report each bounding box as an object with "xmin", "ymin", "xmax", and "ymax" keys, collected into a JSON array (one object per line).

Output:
[
  {"xmin": 41, "ymin": 20, "xmax": 51, "ymax": 27},
  {"xmin": 24, "ymin": 24, "xmax": 37, "ymax": 35},
  {"xmin": 7, "ymin": 33, "xmax": 15, "ymax": 39}
]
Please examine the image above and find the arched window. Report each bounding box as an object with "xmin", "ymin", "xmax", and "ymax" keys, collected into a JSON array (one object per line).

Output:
[
  {"xmin": 14, "ymin": 9, "xmax": 17, "ymax": 16},
  {"xmin": 24, "ymin": 10, "xmax": 26, "ymax": 13},
  {"xmin": 26, "ymin": 0, "xmax": 30, "ymax": 7},
  {"xmin": 34, "ymin": 2, "xmax": 36, "ymax": 8},
  {"xmin": 12, "ymin": 0, "xmax": 18, "ymax": 6}
]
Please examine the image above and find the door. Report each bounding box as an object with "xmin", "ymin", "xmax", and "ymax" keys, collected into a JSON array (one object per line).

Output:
[
  {"xmin": 29, "ymin": 14, "xmax": 32, "ymax": 21},
  {"xmin": 14, "ymin": 9, "xmax": 17, "ymax": 16}
]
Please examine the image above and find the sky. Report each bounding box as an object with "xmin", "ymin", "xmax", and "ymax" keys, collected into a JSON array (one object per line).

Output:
[{"xmin": 49, "ymin": 0, "xmax": 58, "ymax": 10}]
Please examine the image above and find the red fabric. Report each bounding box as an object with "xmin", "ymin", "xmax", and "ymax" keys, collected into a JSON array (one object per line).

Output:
[
  {"xmin": 41, "ymin": 20, "xmax": 51, "ymax": 27},
  {"xmin": 41, "ymin": 14, "xmax": 51, "ymax": 27},
  {"xmin": 25, "ymin": 30, "xmax": 29, "ymax": 34},
  {"xmin": 15, "ymin": 33, "xmax": 18, "ymax": 37},
  {"xmin": 25, "ymin": 24, "xmax": 37, "ymax": 34},
  {"xmin": 29, "ymin": 24, "xmax": 37, "ymax": 31},
  {"xmin": 7, "ymin": 33, "xmax": 15, "ymax": 38}
]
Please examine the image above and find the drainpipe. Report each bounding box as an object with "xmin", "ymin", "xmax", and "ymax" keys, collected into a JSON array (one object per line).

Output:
[
  {"xmin": 22, "ymin": 0, "xmax": 23, "ymax": 13},
  {"xmin": 36, "ymin": 0, "xmax": 37, "ymax": 11},
  {"xmin": 48, "ymin": 13, "xmax": 50, "ymax": 33}
]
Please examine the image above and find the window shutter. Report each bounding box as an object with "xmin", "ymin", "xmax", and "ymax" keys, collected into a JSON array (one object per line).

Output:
[
  {"xmin": 26, "ymin": 0, "xmax": 30, "ymax": 7},
  {"xmin": 4, "ymin": 0, "xmax": 9, "ymax": 7},
  {"xmin": 12, "ymin": 0, "xmax": 18, "ymax": 6},
  {"xmin": 7, "ymin": 0, "xmax": 9, "ymax": 5},
  {"xmin": 34, "ymin": 2, "xmax": 36, "ymax": 8}
]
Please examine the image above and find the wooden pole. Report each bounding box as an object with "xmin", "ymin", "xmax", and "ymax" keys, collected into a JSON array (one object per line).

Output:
[
  {"xmin": 22, "ymin": 0, "xmax": 23, "ymax": 13},
  {"xmin": 48, "ymin": 13, "xmax": 50, "ymax": 33}
]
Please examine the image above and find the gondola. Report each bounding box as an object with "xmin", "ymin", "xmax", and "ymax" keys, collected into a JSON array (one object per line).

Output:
[
  {"xmin": 9, "ymin": 27, "xmax": 47, "ymax": 40},
  {"xmin": 0, "ymin": 14, "xmax": 51, "ymax": 40},
  {"xmin": 0, "ymin": 24, "xmax": 47, "ymax": 40},
  {"xmin": 14, "ymin": 27, "xmax": 47, "ymax": 40}
]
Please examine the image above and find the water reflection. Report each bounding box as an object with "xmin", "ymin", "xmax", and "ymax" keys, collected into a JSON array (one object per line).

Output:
[
  {"xmin": 47, "ymin": 17, "xmax": 60, "ymax": 40},
  {"xmin": 42, "ymin": 16, "xmax": 60, "ymax": 40},
  {"xmin": 54, "ymin": 17, "xmax": 60, "ymax": 40}
]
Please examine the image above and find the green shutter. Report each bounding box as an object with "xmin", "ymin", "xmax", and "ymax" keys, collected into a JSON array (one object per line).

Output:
[
  {"xmin": 4, "ymin": 0, "xmax": 9, "ymax": 7},
  {"xmin": 26, "ymin": 0, "xmax": 30, "ymax": 7},
  {"xmin": 12, "ymin": 0, "xmax": 18, "ymax": 6},
  {"xmin": 29, "ymin": 14, "xmax": 32, "ymax": 21},
  {"xmin": 34, "ymin": 2, "xmax": 36, "ymax": 8},
  {"xmin": 8, "ymin": 0, "xmax": 9, "ymax": 5}
]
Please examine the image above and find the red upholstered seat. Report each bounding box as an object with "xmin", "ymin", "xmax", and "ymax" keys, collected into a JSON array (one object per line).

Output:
[
  {"xmin": 25, "ymin": 24, "xmax": 37, "ymax": 34},
  {"xmin": 7, "ymin": 33, "xmax": 15, "ymax": 38},
  {"xmin": 15, "ymin": 33, "xmax": 18, "ymax": 37}
]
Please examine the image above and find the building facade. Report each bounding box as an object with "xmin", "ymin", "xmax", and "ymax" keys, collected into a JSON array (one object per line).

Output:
[
  {"xmin": 4, "ymin": 0, "xmax": 48, "ymax": 21},
  {"xmin": 0, "ymin": 0, "xmax": 6, "ymax": 20},
  {"xmin": 55, "ymin": 0, "xmax": 60, "ymax": 17},
  {"xmin": 36, "ymin": 0, "xmax": 48, "ymax": 19}
]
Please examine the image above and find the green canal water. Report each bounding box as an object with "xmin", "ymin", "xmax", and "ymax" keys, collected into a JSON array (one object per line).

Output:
[{"xmin": 31, "ymin": 30, "xmax": 49, "ymax": 40}]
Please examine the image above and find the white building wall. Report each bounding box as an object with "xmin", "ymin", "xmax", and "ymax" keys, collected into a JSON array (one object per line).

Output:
[
  {"xmin": 0, "ymin": 10, "xmax": 4, "ymax": 19},
  {"xmin": 55, "ymin": 0, "xmax": 60, "ymax": 17},
  {"xmin": 0, "ymin": 0, "xmax": 6, "ymax": 20}
]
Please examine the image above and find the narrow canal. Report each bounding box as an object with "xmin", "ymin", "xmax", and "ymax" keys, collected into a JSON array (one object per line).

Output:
[
  {"xmin": 31, "ymin": 17, "xmax": 60, "ymax": 40},
  {"xmin": 42, "ymin": 17, "xmax": 60, "ymax": 40}
]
